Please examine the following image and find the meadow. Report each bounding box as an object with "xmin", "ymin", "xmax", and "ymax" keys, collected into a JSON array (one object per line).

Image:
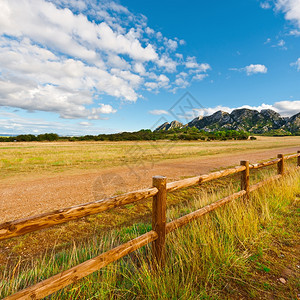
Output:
[
  {"xmin": 0, "ymin": 136, "xmax": 300, "ymax": 181},
  {"xmin": 0, "ymin": 160, "xmax": 299, "ymax": 299},
  {"xmin": 0, "ymin": 137, "xmax": 299, "ymax": 299}
]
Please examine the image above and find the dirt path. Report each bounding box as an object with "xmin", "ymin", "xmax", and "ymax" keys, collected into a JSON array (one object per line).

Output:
[{"xmin": 1, "ymin": 146, "xmax": 299, "ymax": 222}]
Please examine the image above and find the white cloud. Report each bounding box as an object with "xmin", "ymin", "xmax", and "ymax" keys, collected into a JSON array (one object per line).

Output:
[
  {"xmin": 185, "ymin": 57, "xmax": 211, "ymax": 72},
  {"xmin": 157, "ymin": 55, "xmax": 178, "ymax": 72},
  {"xmin": 230, "ymin": 64, "xmax": 268, "ymax": 75},
  {"xmin": 275, "ymin": 0, "xmax": 300, "ymax": 28},
  {"xmin": 79, "ymin": 121, "xmax": 92, "ymax": 126},
  {"xmin": 291, "ymin": 57, "xmax": 300, "ymax": 70},
  {"xmin": 289, "ymin": 29, "xmax": 300, "ymax": 35},
  {"xmin": 133, "ymin": 62, "xmax": 146, "ymax": 75},
  {"xmin": 0, "ymin": 0, "xmax": 209, "ymax": 119},
  {"xmin": 184, "ymin": 57, "xmax": 211, "ymax": 86},
  {"xmin": 245, "ymin": 64, "xmax": 268, "ymax": 75},
  {"xmin": 174, "ymin": 77, "xmax": 189, "ymax": 88},
  {"xmin": 271, "ymin": 100, "xmax": 300, "ymax": 116},
  {"xmin": 164, "ymin": 38, "xmax": 178, "ymax": 51},
  {"xmin": 260, "ymin": 2, "xmax": 272, "ymax": 9},
  {"xmin": 271, "ymin": 39, "xmax": 287, "ymax": 49},
  {"xmin": 148, "ymin": 110, "xmax": 169, "ymax": 115},
  {"xmin": 192, "ymin": 74, "xmax": 208, "ymax": 81},
  {"xmin": 0, "ymin": 110, "xmax": 116, "ymax": 135}
]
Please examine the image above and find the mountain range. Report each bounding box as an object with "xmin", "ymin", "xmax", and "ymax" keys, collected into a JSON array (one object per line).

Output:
[{"xmin": 155, "ymin": 108, "xmax": 300, "ymax": 134}]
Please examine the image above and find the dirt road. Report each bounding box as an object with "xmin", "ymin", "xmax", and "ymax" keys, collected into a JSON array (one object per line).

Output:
[{"xmin": 1, "ymin": 146, "xmax": 299, "ymax": 222}]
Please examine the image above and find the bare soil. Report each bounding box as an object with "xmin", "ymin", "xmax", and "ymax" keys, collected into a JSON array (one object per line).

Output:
[{"xmin": 1, "ymin": 146, "xmax": 299, "ymax": 222}]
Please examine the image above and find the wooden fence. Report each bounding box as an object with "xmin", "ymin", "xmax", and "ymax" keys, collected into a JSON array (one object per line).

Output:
[{"xmin": 1, "ymin": 151, "xmax": 300, "ymax": 299}]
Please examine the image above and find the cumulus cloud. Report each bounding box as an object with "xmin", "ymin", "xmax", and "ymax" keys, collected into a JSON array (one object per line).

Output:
[
  {"xmin": 185, "ymin": 57, "xmax": 211, "ymax": 72},
  {"xmin": 275, "ymin": 0, "xmax": 300, "ymax": 28},
  {"xmin": 192, "ymin": 74, "xmax": 208, "ymax": 81},
  {"xmin": 192, "ymin": 100, "xmax": 300, "ymax": 118},
  {"xmin": 245, "ymin": 64, "xmax": 268, "ymax": 75},
  {"xmin": 0, "ymin": 0, "xmax": 211, "ymax": 119},
  {"xmin": 230, "ymin": 64, "xmax": 268, "ymax": 75},
  {"xmin": 271, "ymin": 100, "xmax": 300, "ymax": 116}
]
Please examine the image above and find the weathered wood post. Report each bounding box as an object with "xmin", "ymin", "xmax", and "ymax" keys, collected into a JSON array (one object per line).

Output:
[
  {"xmin": 152, "ymin": 175, "xmax": 167, "ymax": 270},
  {"xmin": 277, "ymin": 154, "xmax": 284, "ymax": 175},
  {"xmin": 240, "ymin": 160, "xmax": 250, "ymax": 200},
  {"xmin": 297, "ymin": 151, "xmax": 300, "ymax": 167}
]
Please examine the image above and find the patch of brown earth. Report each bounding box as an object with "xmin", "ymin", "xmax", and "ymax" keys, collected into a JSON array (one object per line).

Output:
[{"xmin": 0, "ymin": 146, "xmax": 299, "ymax": 222}]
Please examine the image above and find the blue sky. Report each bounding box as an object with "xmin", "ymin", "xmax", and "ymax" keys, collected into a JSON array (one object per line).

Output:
[{"xmin": 0, "ymin": 0, "xmax": 299, "ymax": 135}]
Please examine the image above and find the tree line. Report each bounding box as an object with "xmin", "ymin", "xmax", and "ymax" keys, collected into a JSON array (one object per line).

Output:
[{"xmin": 0, "ymin": 128, "xmax": 251, "ymax": 142}]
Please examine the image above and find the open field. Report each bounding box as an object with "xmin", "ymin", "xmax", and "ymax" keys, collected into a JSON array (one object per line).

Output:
[
  {"xmin": 1, "ymin": 136, "xmax": 300, "ymax": 181},
  {"xmin": 1, "ymin": 161, "xmax": 299, "ymax": 299},
  {"xmin": 0, "ymin": 140, "xmax": 299, "ymax": 298},
  {"xmin": 0, "ymin": 136, "xmax": 299, "ymax": 222}
]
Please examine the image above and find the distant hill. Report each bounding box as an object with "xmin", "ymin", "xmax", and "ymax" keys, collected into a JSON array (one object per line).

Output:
[{"xmin": 155, "ymin": 109, "xmax": 300, "ymax": 135}]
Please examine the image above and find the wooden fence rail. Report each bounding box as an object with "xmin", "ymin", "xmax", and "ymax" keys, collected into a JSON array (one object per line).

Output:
[{"xmin": 2, "ymin": 151, "xmax": 300, "ymax": 300}]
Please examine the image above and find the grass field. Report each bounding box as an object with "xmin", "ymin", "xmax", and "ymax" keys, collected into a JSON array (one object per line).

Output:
[
  {"xmin": 0, "ymin": 136, "xmax": 300, "ymax": 181},
  {"xmin": 1, "ymin": 160, "xmax": 299, "ymax": 299},
  {"xmin": 0, "ymin": 138, "xmax": 299, "ymax": 298}
]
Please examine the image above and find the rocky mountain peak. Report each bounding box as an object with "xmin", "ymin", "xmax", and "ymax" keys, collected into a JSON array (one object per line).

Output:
[
  {"xmin": 154, "ymin": 120, "xmax": 183, "ymax": 131},
  {"xmin": 154, "ymin": 108, "xmax": 300, "ymax": 134}
]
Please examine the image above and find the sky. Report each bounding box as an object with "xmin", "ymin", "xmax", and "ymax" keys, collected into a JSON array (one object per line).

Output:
[{"xmin": 0, "ymin": 0, "xmax": 300, "ymax": 135}]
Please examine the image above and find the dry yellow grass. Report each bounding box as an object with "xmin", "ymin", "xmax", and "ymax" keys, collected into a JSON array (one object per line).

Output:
[
  {"xmin": 1, "ymin": 160, "xmax": 299, "ymax": 299},
  {"xmin": 0, "ymin": 136, "xmax": 299, "ymax": 181}
]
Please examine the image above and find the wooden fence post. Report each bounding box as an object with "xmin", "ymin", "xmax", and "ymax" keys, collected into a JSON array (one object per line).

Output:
[
  {"xmin": 240, "ymin": 161, "xmax": 250, "ymax": 200},
  {"xmin": 298, "ymin": 151, "xmax": 300, "ymax": 167},
  {"xmin": 277, "ymin": 154, "xmax": 284, "ymax": 175},
  {"xmin": 152, "ymin": 175, "xmax": 167, "ymax": 270}
]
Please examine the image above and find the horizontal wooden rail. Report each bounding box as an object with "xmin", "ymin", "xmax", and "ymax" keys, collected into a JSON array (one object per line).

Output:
[
  {"xmin": 284, "ymin": 153, "xmax": 299, "ymax": 160},
  {"xmin": 166, "ymin": 190, "xmax": 246, "ymax": 234},
  {"xmin": 166, "ymin": 165, "xmax": 246, "ymax": 192},
  {"xmin": 0, "ymin": 187, "xmax": 158, "ymax": 241},
  {"xmin": 249, "ymin": 158, "xmax": 280, "ymax": 169},
  {"xmin": 166, "ymin": 172, "xmax": 286, "ymax": 235},
  {"xmin": 5, "ymin": 230, "xmax": 158, "ymax": 300}
]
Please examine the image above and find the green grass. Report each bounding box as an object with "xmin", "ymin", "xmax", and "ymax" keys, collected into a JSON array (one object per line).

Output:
[{"xmin": 0, "ymin": 163, "xmax": 299, "ymax": 299}]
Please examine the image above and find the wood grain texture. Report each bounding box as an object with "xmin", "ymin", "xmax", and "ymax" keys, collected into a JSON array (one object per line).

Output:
[
  {"xmin": 166, "ymin": 166, "xmax": 246, "ymax": 192},
  {"xmin": 249, "ymin": 158, "xmax": 280, "ymax": 169},
  {"xmin": 240, "ymin": 161, "xmax": 250, "ymax": 200},
  {"xmin": 284, "ymin": 153, "xmax": 298, "ymax": 160},
  {"xmin": 166, "ymin": 190, "xmax": 246, "ymax": 234},
  {"xmin": 5, "ymin": 230, "xmax": 158, "ymax": 300},
  {"xmin": 0, "ymin": 187, "xmax": 158, "ymax": 241},
  {"xmin": 152, "ymin": 176, "xmax": 167, "ymax": 268},
  {"xmin": 277, "ymin": 154, "xmax": 284, "ymax": 175}
]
